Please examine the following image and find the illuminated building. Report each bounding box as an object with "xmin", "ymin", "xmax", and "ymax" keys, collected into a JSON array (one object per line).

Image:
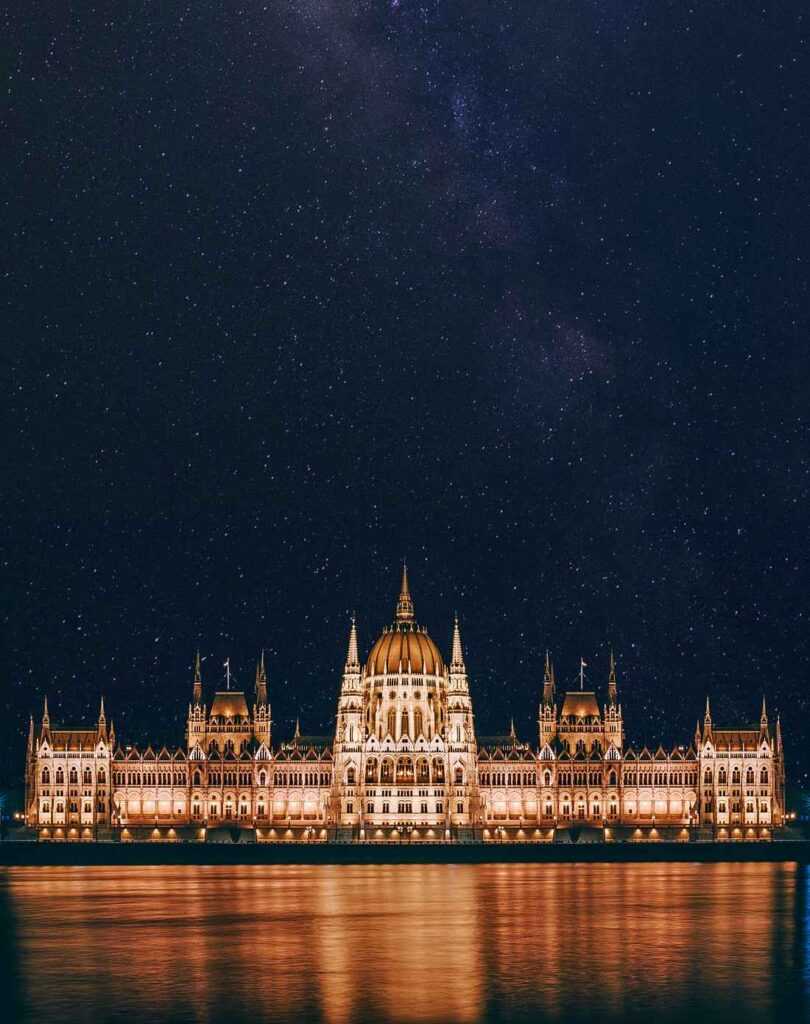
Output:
[{"xmin": 24, "ymin": 568, "xmax": 785, "ymax": 842}]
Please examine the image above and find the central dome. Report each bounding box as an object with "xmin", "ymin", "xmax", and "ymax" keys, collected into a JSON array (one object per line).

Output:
[{"xmin": 364, "ymin": 566, "xmax": 445, "ymax": 677}]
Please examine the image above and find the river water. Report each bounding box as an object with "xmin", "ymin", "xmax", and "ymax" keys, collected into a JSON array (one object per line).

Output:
[{"xmin": 1, "ymin": 862, "xmax": 807, "ymax": 1023}]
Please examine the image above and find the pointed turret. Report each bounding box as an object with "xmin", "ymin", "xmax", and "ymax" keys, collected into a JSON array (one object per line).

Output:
[
  {"xmin": 395, "ymin": 563, "xmax": 415, "ymax": 623},
  {"xmin": 345, "ymin": 615, "xmax": 360, "ymax": 672},
  {"xmin": 760, "ymin": 695, "xmax": 768, "ymax": 727},
  {"xmin": 703, "ymin": 696, "xmax": 712, "ymax": 740},
  {"xmin": 255, "ymin": 650, "xmax": 268, "ymax": 707},
  {"xmin": 41, "ymin": 696, "xmax": 50, "ymax": 740},
  {"xmin": 450, "ymin": 614, "xmax": 466, "ymax": 672},
  {"xmin": 542, "ymin": 650, "xmax": 555, "ymax": 706},
  {"xmin": 294, "ymin": 716, "xmax": 301, "ymax": 741},
  {"xmin": 27, "ymin": 715, "xmax": 34, "ymax": 754},
  {"xmin": 109, "ymin": 720, "xmax": 116, "ymax": 748},
  {"xmin": 193, "ymin": 649, "xmax": 202, "ymax": 705},
  {"xmin": 98, "ymin": 696, "xmax": 107, "ymax": 741},
  {"xmin": 776, "ymin": 713, "xmax": 782, "ymax": 753},
  {"xmin": 694, "ymin": 719, "xmax": 702, "ymax": 749},
  {"xmin": 509, "ymin": 717, "xmax": 517, "ymax": 743},
  {"xmin": 608, "ymin": 648, "xmax": 618, "ymax": 705}
]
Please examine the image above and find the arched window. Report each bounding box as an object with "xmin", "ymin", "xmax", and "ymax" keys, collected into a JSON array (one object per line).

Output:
[
  {"xmin": 365, "ymin": 759, "xmax": 377, "ymax": 783},
  {"xmin": 347, "ymin": 767, "xmax": 356, "ymax": 785},
  {"xmin": 400, "ymin": 711, "xmax": 409, "ymax": 740},
  {"xmin": 414, "ymin": 709, "xmax": 423, "ymax": 738},
  {"xmin": 69, "ymin": 767, "xmax": 78, "ymax": 784},
  {"xmin": 41, "ymin": 767, "xmax": 50, "ymax": 784},
  {"xmin": 98, "ymin": 768, "xmax": 106, "ymax": 784},
  {"xmin": 760, "ymin": 767, "xmax": 769, "ymax": 785},
  {"xmin": 259, "ymin": 771, "xmax": 267, "ymax": 787},
  {"xmin": 544, "ymin": 771, "xmax": 552, "ymax": 787},
  {"xmin": 417, "ymin": 759, "xmax": 430, "ymax": 783},
  {"xmin": 83, "ymin": 768, "xmax": 92, "ymax": 785},
  {"xmin": 454, "ymin": 766, "xmax": 464, "ymax": 785},
  {"xmin": 387, "ymin": 709, "xmax": 396, "ymax": 738},
  {"xmin": 746, "ymin": 766, "xmax": 755, "ymax": 784},
  {"xmin": 381, "ymin": 760, "xmax": 393, "ymax": 784},
  {"xmin": 732, "ymin": 767, "xmax": 740, "ymax": 785},
  {"xmin": 704, "ymin": 768, "xmax": 712, "ymax": 784},
  {"xmin": 193, "ymin": 770, "xmax": 201, "ymax": 786},
  {"xmin": 718, "ymin": 768, "xmax": 727, "ymax": 785},
  {"xmin": 56, "ymin": 767, "xmax": 64, "ymax": 784},
  {"xmin": 609, "ymin": 770, "xmax": 617, "ymax": 786}
]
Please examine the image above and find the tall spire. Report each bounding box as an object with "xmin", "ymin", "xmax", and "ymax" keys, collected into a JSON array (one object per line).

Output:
[
  {"xmin": 193, "ymin": 649, "xmax": 202, "ymax": 705},
  {"xmin": 41, "ymin": 696, "xmax": 50, "ymax": 740},
  {"xmin": 542, "ymin": 650, "xmax": 555, "ymax": 706},
  {"xmin": 703, "ymin": 696, "xmax": 712, "ymax": 739},
  {"xmin": 451, "ymin": 613, "xmax": 465, "ymax": 671},
  {"xmin": 760, "ymin": 695, "xmax": 768, "ymax": 726},
  {"xmin": 294, "ymin": 716, "xmax": 301, "ymax": 740},
  {"xmin": 776, "ymin": 713, "xmax": 782, "ymax": 752},
  {"xmin": 345, "ymin": 615, "xmax": 360, "ymax": 671},
  {"xmin": 27, "ymin": 715, "xmax": 34, "ymax": 752},
  {"xmin": 509, "ymin": 717, "xmax": 517, "ymax": 742},
  {"xmin": 98, "ymin": 696, "xmax": 107, "ymax": 740},
  {"xmin": 608, "ymin": 648, "xmax": 618, "ymax": 704},
  {"xmin": 395, "ymin": 562, "xmax": 415, "ymax": 623},
  {"xmin": 255, "ymin": 650, "xmax": 268, "ymax": 706}
]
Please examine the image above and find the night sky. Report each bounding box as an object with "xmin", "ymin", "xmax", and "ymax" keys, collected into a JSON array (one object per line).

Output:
[{"xmin": 5, "ymin": 3, "xmax": 809, "ymax": 789}]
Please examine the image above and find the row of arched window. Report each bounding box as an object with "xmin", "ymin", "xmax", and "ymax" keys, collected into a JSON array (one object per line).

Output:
[
  {"xmin": 41, "ymin": 766, "xmax": 106, "ymax": 785},
  {"xmin": 704, "ymin": 766, "xmax": 768, "ymax": 785}
]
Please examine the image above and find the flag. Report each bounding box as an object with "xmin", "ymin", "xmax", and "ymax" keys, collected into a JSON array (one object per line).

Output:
[{"xmin": 580, "ymin": 658, "xmax": 587, "ymax": 668}]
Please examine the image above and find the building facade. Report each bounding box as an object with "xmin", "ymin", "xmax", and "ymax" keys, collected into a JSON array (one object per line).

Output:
[{"xmin": 24, "ymin": 569, "xmax": 786, "ymax": 842}]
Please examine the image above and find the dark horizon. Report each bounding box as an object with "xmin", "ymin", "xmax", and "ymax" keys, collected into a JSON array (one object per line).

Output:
[{"xmin": 5, "ymin": 3, "xmax": 809, "ymax": 791}]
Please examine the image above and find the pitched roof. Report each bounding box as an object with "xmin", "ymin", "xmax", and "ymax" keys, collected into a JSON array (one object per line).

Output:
[
  {"xmin": 209, "ymin": 691, "xmax": 250, "ymax": 719},
  {"xmin": 560, "ymin": 692, "xmax": 601, "ymax": 719},
  {"xmin": 49, "ymin": 729, "xmax": 97, "ymax": 751}
]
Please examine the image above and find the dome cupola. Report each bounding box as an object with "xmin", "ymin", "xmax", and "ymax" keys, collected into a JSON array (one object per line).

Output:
[{"xmin": 365, "ymin": 566, "xmax": 445, "ymax": 677}]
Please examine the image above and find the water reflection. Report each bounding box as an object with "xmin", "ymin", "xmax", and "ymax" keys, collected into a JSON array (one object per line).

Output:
[{"xmin": 0, "ymin": 863, "xmax": 806, "ymax": 1023}]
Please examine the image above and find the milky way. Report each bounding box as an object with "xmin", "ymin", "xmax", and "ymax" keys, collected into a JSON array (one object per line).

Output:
[{"xmin": 5, "ymin": 2, "xmax": 809, "ymax": 790}]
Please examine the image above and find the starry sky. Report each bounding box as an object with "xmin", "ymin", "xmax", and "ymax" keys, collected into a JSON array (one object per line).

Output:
[{"xmin": 4, "ymin": 2, "xmax": 809, "ymax": 790}]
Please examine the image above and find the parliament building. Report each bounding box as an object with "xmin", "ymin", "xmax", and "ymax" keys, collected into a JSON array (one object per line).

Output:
[{"xmin": 24, "ymin": 569, "xmax": 786, "ymax": 842}]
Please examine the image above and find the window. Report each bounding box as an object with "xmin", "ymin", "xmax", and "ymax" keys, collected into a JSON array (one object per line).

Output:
[
  {"xmin": 347, "ymin": 767, "xmax": 356, "ymax": 785},
  {"xmin": 41, "ymin": 768, "xmax": 50, "ymax": 784},
  {"xmin": 366, "ymin": 803, "xmax": 374, "ymax": 814},
  {"xmin": 760, "ymin": 767, "xmax": 769, "ymax": 785},
  {"xmin": 259, "ymin": 771, "xmax": 266, "ymax": 787},
  {"xmin": 69, "ymin": 767, "xmax": 78, "ymax": 785},
  {"xmin": 436, "ymin": 802, "xmax": 443, "ymax": 814},
  {"xmin": 456, "ymin": 802, "xmax": 464, "ymax": 814},
  {"xmin": 454, "ymin": 767, "xmax": 464, "ymax": 785},
  {"xmin": 346, "ymin": 803, "xmax": 353, "ymax": 814},
  {"xmin": 382, "ymin": 802, "xmax": 390, "ymax": 814},
  {"xmin": 421, "ymin": 803, "xmax": 428, "ymax": 814}
]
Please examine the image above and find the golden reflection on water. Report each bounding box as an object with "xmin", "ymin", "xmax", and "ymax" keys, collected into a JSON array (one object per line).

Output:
[{"xmin": 1, "ymin": 862, "xmax": 805, "ymax": 1024}]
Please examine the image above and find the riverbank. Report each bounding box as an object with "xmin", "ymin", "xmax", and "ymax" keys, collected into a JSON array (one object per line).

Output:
[{"xmin": 2, "ymin": 839, "xmax": 809, "ymax": 866}]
